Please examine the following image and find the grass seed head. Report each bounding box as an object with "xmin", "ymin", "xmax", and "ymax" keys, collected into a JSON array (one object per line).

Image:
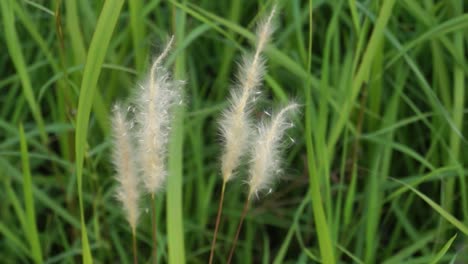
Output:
[
  {"xmin": 219, "ymin": 6, "xmax": 277, "ymax": 183},
  {"xmin": 112, "ymin": 104, "xmax": 140, "ymax": 232},
  {"xmin": 248, "ymin": 103, "xmax": 299, "ymax": 199},
  {"xmin": 136, "ymin": 36, "xmax": 183, "ymax": 195}
]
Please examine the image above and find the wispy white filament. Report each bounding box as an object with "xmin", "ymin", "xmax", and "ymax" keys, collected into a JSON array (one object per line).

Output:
[
  {"xmin": 220, "ymin": 6, "xmax": 277, "ymax": 183},
  {"xmin": 248, "ymin": 103, "xmax": 298, "ymax": 199},
  {"xmin": 112, "ymin": 104, "xmax": 140, "ymax": 231},
  {"xmin": 136, "ymin": 36, "xmax": 183, "ymax": 194}
]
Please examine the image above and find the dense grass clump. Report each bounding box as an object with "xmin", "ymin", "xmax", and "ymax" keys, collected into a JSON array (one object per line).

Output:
[{"xmin": 0, "ymin": 1, "xmax": 467, "ymax": 263}]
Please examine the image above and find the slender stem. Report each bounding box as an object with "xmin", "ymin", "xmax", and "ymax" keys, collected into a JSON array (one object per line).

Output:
[
  {"xmin": 226, "ymin": 197, "xmax": 250, "ymax": 264},
  {"xmin": 209, "ymin": 182, "xmax": 226, "ymax": 264},
  {"xmin": 132, "ymin": 228, "xmax": 138, "ymax": 264},
  {"xmin": 151, "ymin": 194, "xmax": 157, "ymax": 264}
]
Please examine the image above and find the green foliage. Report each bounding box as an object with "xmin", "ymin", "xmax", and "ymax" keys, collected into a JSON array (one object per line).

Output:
[{"xmin": 0, "ymin": 0, "xmax": 467, "ymax": 263}]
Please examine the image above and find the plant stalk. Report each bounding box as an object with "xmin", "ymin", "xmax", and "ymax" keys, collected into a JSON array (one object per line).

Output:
[
  {"xmin": 132, "ymin": 228, "xmax": 138, "ymax": 264},
  {"xmin": 227, "ymin": 197, "xmax": 250, "ymax": 264},
  {"xmin": 151, "ymin": 194, "xmax": 157, "ymax": 264},
  {"xmin": 209, "ymin": 182, "xmax": 226, "ymax": 264}
]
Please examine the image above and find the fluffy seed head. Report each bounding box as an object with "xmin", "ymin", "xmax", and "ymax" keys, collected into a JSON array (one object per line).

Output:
[
  {"xmin": 254, "ymin": 5, "xmax": 276, "ymax": 59},
  {"xmin": 136, "ymin": 36, "xmax": 183, "ymax": 194},
  {"xmin": 111, "ymin": 104, "xmax": 140, "ymax": 232},
  {"xmin": 248, "ymin": 103, "xmax": 299, "ymax": 199},
  {"xmin": 219, "ymin": 93, "xmax": 254, "ymax": 182},
  {"xmin": 219, "ymin": 7, "xmax": 277, "ymax": 183}
]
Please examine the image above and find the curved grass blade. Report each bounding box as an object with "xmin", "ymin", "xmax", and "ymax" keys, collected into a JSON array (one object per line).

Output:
[
  {"xmin": 392, "ymin": 178, "xmax": 468, "ymax": 235},
  {"xmin": 74, "ymin": 0, "xmax": 124, "ymax": 263},
  {"xmin": 429, "ymin": 234, "xmax": 457, "ymax": 264},
  {"xmin": 19, "ymin": 124, "xmax": 43, "ymax": 264}
]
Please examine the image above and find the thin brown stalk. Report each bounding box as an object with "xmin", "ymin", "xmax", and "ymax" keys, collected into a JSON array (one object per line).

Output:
[
  {"xmin": 209, "ymin": 182, "xmax": 227, "ymax": 264},
  {"xmin": 226, "ymin": 197, "xmax": 250, "ymax": 264},
  {"xmin": 151, "ymin": 194, "xmax": 157, "ymax": 264},
  {"xmin": 132, "ymin": 229, "xmax": 138, "ymax": 264}
]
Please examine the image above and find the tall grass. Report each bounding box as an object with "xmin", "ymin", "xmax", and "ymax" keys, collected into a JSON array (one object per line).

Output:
[{"xmin": 0, "ymin": 1, "xmax": 467, "ymax": 263}]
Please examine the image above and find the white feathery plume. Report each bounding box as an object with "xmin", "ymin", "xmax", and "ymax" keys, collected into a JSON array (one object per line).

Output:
[
  {"xmin": 136, "ymin": 36, "xmax": 183, "ymax": 194},
  {"xmin": 248, "ymin": 103, "xmax": 298, "ymax": 199},
  {"xmin": 112, "ymin": 104, "xmax": 140, "ymax": 232},
  {"xmin": 219, "ymin": 6, "xmax": 277, "ymax": 183}
]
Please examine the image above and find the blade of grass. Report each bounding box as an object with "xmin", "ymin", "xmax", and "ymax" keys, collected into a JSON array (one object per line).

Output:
[
  {"xmin": 429, "ymin": 234, "xmax": 457, "ymax": 264},
  {"xmin": 364, "ymin": 155, "xmax": 382, "ymax": 263},
  {"xmin": 4, "ymin": 177, "xmax": 28, "ymax": 239},
  {"xmin": 358, "ymin": 3, "xmax": 467, "ymax": 143},
  {"xmin": 0, "ymin": 221, "xmax": 31, "ymax": 258},
  {"xmin": 211, "ymin": 0, "xmax": 241, "ymax": 100},
  {"xmin": 129, "ymin": 0, "xmax": 147, "ymax": 72},
  {"xmin": 1, "ymin": 0, "xmax": 47, "ymax": 143},
  {"xmin": 361, "ymin": 137, "xmax": 435, "ymax": 171},
  {"xmin": 304, "ymin": 0, "xmax": 335, "ymax": 262},
  {"xmin": 273, "ymin": 193, "xmax": 310, "ymax": 264},
  {"xmin": 65, "ymin": 0, "xmax": 110, "ymax": 137},
  {"xmin": 169, "ymin": 0, "xmax": 322, "ymax": 87},
  {"xmin": 19, "ymin": 124, "xmax": 43, "ymax": 264},
  {"xmin": 384, "ymin": 14, "xmax": 468, "ymax": 71},
  {"xmin": 327, "ymin": 0, "xmax": 396, "ymax": 153},
  {"xmin": 386, "ymin": 167, "xmax": 456, "ymax": 202},
  {"xmin": 75, "ymin": 0, "xmax": 124, "ymax": 263},
  {"xmin": 392, "ymin": 178, "xmax": 468, "ymax": 235},
  {"xmin": 382, "ymin": 232, "xmax": 435, "ymax": 264},
  {"xmin": 1, "ymin": 158, "xmax": 81, "ymax": 229},
  {"xmin": 337, "ymin": 243, "xmax": 364, "ymax": 264},
  {"xmin": 365, "ymin": 62, "xmax": 407, "ymax": 263},
  {"xmin": 445, "ymin": 0, "xmax": 466, "ymax": 222},
  {"xmin": 316, "ymin": 0, "xmax": 344, "ymax": 228},
  {"xmin": 348, "ymin": 0, "xmax": 361, "ymax": 34},
  {"xmin": 166, "ymin": 2, "xmax": 187, "ymax": 263},
  {"xmin": 11, "ymin": 1, "xmax": 60, "ymax": 71},
  {"xmin": 65, "ymin": 0, "xmax": 87, "ymax": 62}
]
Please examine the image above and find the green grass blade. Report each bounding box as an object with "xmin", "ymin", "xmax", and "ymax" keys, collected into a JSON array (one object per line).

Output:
[
  {"xmin": 446, "ymin": 0, "xmax": 467, "ymax": 221},
  {"xmin": 1, "ymin": 0, "xmax": 47, "ymax": 143},
  {"xmin": 382, "ymin": 232, "xmax": 435, "ymax": 264},
  {"xmin": 170, "ymin": 0, "xmax": 321, "ymax": 87},
  {"xmin": 11, "ymin": 0, "xmax": 59, "ymax": 72},
  {"xmin": 386, "ymin": 167, "xmax": 456, "ymax": 202},
  {"xmin": 429, "ymin": 234, "xmax": 457, "ymax": 264},
  {"xmin": 328, "ymin": 0, "xmax": 396, "ymax": 152},
  {"xmin": 1, "ymin": 157, "xmax": 81, "ymax": 229},
  {"xmin": 304, "ymin": 0, "xmax": 335, "ymax": 262},
  {"xmin": 19, "ymin": 124, "xmax": 43, "ymax": 264},
  {"xmin": 364, "ymin": 155, "xmax": 382, "ymax": 263},
  {"xmin": 0, "ymin": 221, "xmax": 31, "ymax": 258},
  {"xmin": 129, "ymin": 0, "xmax": 146, "ymax": 72},
  {"xmin": 65, "ymin": 0, "xmax": 87, "ymax": 62},
  {"xmin": 74, "ymin": 0, "xmax": 124, "ymax": 263},
  {"xmin": 166, "ymin": 2, "xmax": 187, "ymax": 263},
  {"xmin": 4, "ymin": 177, "xmax": 28, "ymax": 238},
  {"xmin": 393, "ymin": 178, "xmax": 468, "ymax": 235},
  {"xmin": 273, "ymin": 194, "xmax": 310, "ymax": 264},
  {"xmin": 337, "ymin": 243, "xmax": 364, "ymax": 264},
  {"xmin": 384, "ymin": 14, "xmax": 468, "ymax": 70}
]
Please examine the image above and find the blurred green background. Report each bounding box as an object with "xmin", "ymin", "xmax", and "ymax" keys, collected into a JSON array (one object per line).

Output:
[{"xmin": 1, "ymin": 0, "xmax": 467, "ymax": 263}]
